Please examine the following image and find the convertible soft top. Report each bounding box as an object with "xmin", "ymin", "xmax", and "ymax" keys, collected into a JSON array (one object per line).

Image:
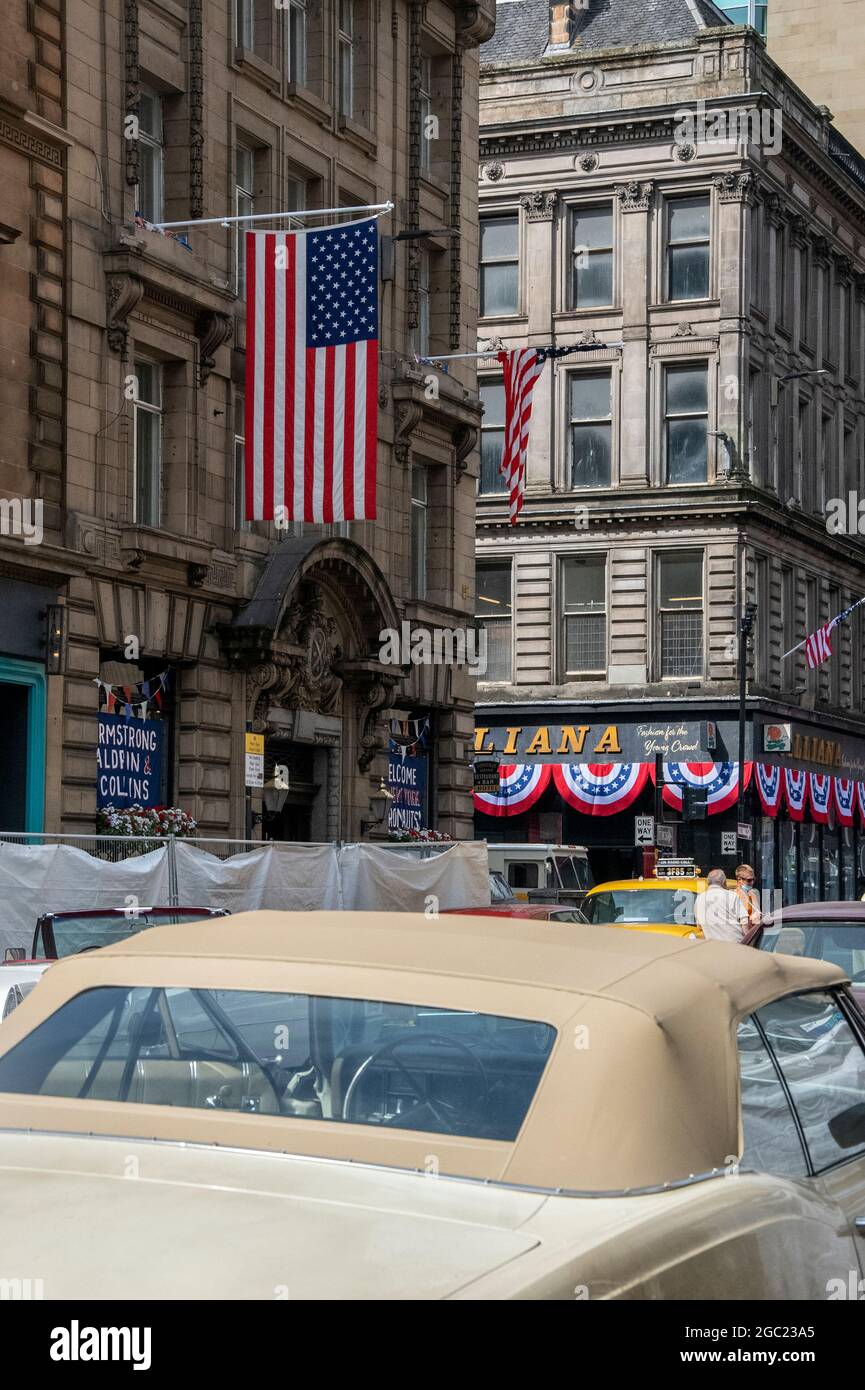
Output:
[{"xmin": 0, "ymin": 913, "xmax": 846, "ymax": 1193}]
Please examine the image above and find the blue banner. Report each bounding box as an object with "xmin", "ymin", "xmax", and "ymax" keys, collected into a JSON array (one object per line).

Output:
[
  {"xmin": 387, "ymin": 751, "xmax": 429, "ymax": 833},
  {"xmin": 97, "ymin": 713, "xmax": 165, "ymax": 809}
]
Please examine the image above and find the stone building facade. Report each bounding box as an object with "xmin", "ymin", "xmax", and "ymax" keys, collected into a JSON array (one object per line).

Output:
[
  {"xmin": 474, "ymin": 0, "xmax": 865, "ymax": 900},
  {"xmin": 0, "ymin": 0, "xmax": 493, "ymax": 841}
]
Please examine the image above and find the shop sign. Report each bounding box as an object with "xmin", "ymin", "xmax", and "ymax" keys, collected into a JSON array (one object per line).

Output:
[
  {"xmin": 474, "ymin": 719, "xmax": 739, "ymax": 763},
  {"xmin": 97, "ymin": 713, "xmax": 164, "ymax": 809},
  {"xmin": 763, "ymin": 723, "xmax": 792, "ymax": 753},
  {"xmin": 473, "ymin": 760, "xmax": 501, "ymax": 793},
  {"xmin": 387, "ymin": 714, "xmax": 430, "ymax": 832}
]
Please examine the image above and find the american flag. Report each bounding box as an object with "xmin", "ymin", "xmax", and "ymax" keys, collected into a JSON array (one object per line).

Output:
[
  {"xmin": 804, "ymin": 619, "xmax": 837, "ymax": 669},
  {"xmin": 244, "ymin": 219, "xmax": 378, "ymax": 522},
  {"xmin": 497, "ymin": 349, "xmax": 544, "ymax": 524}
]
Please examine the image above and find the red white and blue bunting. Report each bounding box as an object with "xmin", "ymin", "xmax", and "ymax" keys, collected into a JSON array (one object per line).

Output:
[
  {"xmin": 784, "ymin": 768, "xmax": 808, "ymax": 821},
  {"xmin": 808, "ymin": 773, "xmax": 833, "ymax": 824},
  {"xmin": 473, "ymin": 755, "xmax": 865, "ymax": 825},
  {"xmin": 755, "ymin": 762, "xmax": 783, "ymax": 816},
  {"xmin": 473, "ymin": 763, "xmax": 551, "ymax": 817},
  {"xmin": 834, "ymin": 778, "xmax": 856, "ymax": 828},
  {"xmin": 552, "ymin": 762, "xmax": 650, "ymax": 816},
  {"xmin": 651, "ymin": 761, "xmax": 752, "ymax": 816}
]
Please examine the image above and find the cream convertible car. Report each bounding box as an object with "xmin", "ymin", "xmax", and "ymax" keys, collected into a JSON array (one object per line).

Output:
[{"xmin": 0, "ymin": 913, "xmax": 865, "ymax": 1300}]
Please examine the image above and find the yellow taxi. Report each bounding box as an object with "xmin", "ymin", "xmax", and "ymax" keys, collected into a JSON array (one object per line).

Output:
[{"xmin": 582, "ymin": 874, "xmax": 716, "ymax": 940}]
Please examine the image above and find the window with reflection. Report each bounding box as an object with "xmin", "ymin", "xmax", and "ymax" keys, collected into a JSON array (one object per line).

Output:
[
  {"xmin": 666, "ymin": 196, "xmax": 710, "ymax": 301},
  {"xmin": 571, "ymin": 206, "xmax": 613, "ymax": 308},
  {"xmin": 475, "ymin": 561, "xmax": 512, "ymax": 682},
  {"xmin": 569, "ymin": 372, "xmax": 612, "ymax": 488},
  {"xmin": 560, "ymin": 555, "xmax": 606, "ymax": 679},
  {"xmin": 480, "ymin": 216, "xmax": 518, "ymax": 317},
  {"xmin": 664, "ymin": 364, "xmax": 708, "ymax": 483},
  {"xmin": 658, "ymin": 551, "xmax": 703, "ymax": 679},
  {"xmin": 479, "ymin": 378, "xmax": 505, "ymax": 494}
]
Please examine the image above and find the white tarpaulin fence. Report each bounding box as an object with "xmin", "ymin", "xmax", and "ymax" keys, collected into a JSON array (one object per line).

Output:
[{"xmin": 0, "ymin": 838, "xmax": 489, "ymax": 955}]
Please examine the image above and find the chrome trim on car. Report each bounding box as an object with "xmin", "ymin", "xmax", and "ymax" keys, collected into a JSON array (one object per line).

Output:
[{"xmin": 0, "ymin": 1123, "xmax": 733, "ymax": 1199}]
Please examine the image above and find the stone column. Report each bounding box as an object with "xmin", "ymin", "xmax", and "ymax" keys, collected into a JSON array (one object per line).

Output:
[
  {"xmin": 616, "ymin": 180, "xmax": 653, "ymax": 487},
  {"xmin": 714, "ymin": 172, "xmax": 753, "ymax": 480},
  {"xmin": 521, "ymin": 190, "xmax": 557, "ymax": 491}
]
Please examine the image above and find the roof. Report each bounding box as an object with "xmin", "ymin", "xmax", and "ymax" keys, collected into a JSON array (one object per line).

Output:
[
  {"xmin": 0, "ymin": 912, "xmax": 845, "ymax": 1193},
  {"xmin": 481, "ymin": 0, "xmax": 731, "ymax": 68},
  {"xmin": 765, "ymin": 901, "xmax": 865, "ymax": 924}
]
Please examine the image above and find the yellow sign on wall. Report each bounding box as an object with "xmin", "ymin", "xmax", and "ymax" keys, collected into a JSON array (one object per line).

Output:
[{"xmin": 245, "ymin": 733, "xmax": 264, "ymax": 755}]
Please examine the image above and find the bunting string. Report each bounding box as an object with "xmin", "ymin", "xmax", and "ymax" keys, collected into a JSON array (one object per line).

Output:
[{"xmin": 94, "ymin": 669, "xmax": 172, "ymax": 720}]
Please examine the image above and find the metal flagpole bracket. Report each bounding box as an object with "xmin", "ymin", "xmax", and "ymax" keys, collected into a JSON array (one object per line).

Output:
[{"xmin": 152, "ymin": 200, "xmax": 395, "ymax": 232}]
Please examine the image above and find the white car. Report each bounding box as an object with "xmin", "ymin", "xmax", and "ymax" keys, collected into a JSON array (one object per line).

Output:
[{"xmin": 0, "ymin": 961, "xmax": 48, "ymax": 1021}]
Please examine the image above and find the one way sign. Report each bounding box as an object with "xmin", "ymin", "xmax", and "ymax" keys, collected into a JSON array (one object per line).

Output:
[{"xmin": 634, "ymin": 815, "xmax": 655, "ymax": 847}]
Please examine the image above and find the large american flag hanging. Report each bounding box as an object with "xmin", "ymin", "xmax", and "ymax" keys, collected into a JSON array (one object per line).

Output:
[
  {"xmin": 245, "ymin": 218, "xmax": 379, "ymax": 522},
  {"xmin": 497, "ymin": 349, "xmax": 544, "ymax": 524}
]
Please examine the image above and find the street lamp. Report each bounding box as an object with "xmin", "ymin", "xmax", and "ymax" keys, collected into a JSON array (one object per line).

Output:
[
  {"xmin": 770, "ymin": 368, "xmax": 829, "ymax": 405},
  {"xmin": 738, "ymin": 602, "xmax": 758, "ymax": 847},
  {"xmin": 361, "ymin": 781, "xmax": 394, "ymax": 836}
]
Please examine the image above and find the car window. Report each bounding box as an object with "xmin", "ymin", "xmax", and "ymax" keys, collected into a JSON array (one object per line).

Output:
[
  {"xmin": 0, "ymin": 986, "xmax": 557, "ymax": 1143},
  {"xmin": 754, "ymin": 991, "xmax": 865, "ymax": 1173},
  {"xmin": 585, "ymin": 889, "xmax": 697, "ymax": 926},
  {"xmin": 44, "ymin": 910, "xmax": 218, "ymax": 959},
  {"xmin": 507, "ymin": 863, "xmax": 539, "ymax": 890},
  {"xmin": 759, "ymin": 922, "xmax": 865, "ymax": 982},
  {"xmin": 737, "ymin": 1016, "xmax": 809, "ymax": 1178}
]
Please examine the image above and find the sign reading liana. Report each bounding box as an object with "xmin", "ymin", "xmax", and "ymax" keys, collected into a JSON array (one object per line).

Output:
[{"xmin": 97, "ymin": 713, "xmax": 164, "ymax": 809}]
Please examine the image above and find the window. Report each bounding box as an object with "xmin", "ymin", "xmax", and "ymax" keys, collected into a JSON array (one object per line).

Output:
[
  {"xmin": 738, "ymin": 1019, "xmax": 809, "ymax": 1179},
  {"xmin": 236, "ymin": 0, "xmax": 255, "ymax": 50},
  {"xmin": 666, "ymin": 196, "xmax": 710, "ymax": 301},
  {"xmin": 475, "ymin": 562, "xmax": 512, "ymax": 682},
  {"xmin": 799, "ymin": 245, "xmax": 812, "ymax": 346},
  {"xmin": 337, "ymin": 0, "xmax": 354, "ymax": 118},
  {"xmin": 715, "ymin": 1, "xmax": 767, "ymax": 36},
  {"xmin": 828, "ymin": 583, "xmax": 841, "ymax": 706},
  {"xmin": 820, "ymin": 414, "xmax": 834, "ymax": 515},
  {"xmin": 419, "ymin": 54, "xmax": 433, "ymax": 175},
  {"xmin": 561, "ymin": 556, "xmax": 606, "ymax": 678},
  {"xmin": 235, "ymin": 144, "xmax": 256, "ymax": 295},
  {"xmin": 781, "ymin": 566, "xmax": 794, "ymax": 691},
  {"xmin": 754, "ymin": 991, "xmax": 865, "ymax": 1172},
  {"xmin": 775, "ymin": 222, "xmax": 788, "ymax": 329},
  {"xmin": 410, "ymin": 465, "xmax": 427, "ymax": 599},
  {"xmin": 754, "ymin": 554, "xmax": 769, "ymax": 685},
  {"xmin": 133, "ymin": 361, "xmax": 162, "ymax": 528},
  {"xmin": 569, "ymin": 373, "xmax": 612, "ymax": 488},
  {"xmin": 234, "ymin": 394, "xmax": 250, "ymax": 533},
  {"xmin": 805, "ymin": 574, "xmax": 818, "ymax": 694},
  {"xmin": 571, "ymin": 205, "xmax": 613, "ymax": 308},
  {"xmin": 286, "ymin": 0, "xmax": 307, "ymax": 84},
  {"xmin": 664, "ymin": 365, "xmax": 708, "ymax": 484},
  {"xmin": 0, "ymin": 985, "xmax": 556, "ymax": 1144},
  {"xmin": 658, "ymin": 552, "xmax": 703, "ymax": 678},
  {"xmin": 136, "ymin": 87, "xmax": 164, "ymax": 224},
  {"xmin": 479, "ymin": 378, "xmax": 505, "ymax": 494},
  {"xmin": 796, "ymin": 396, "xmax": 811, "ymax": 502},
  {"xmin": 823, "ymin": 264, "xmax": 835, "ymax": 364},
  {"xmin": 479, "ymin": 216, "xmax": 518, "ymax": 318}
]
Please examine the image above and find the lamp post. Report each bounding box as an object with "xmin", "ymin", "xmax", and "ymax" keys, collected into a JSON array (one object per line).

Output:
[{"xmin": 738, "ymin": 602, "xmax": 758, "ymax": 849}]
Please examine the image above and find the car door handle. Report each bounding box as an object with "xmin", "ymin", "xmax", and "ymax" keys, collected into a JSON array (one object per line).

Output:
[{"xmin": 855, "ymin": 1217, "xmax": 865, "ymax": 1233}]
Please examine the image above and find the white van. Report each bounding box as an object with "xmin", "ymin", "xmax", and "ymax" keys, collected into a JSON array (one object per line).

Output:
[{"xmin": 484, "ymin": 844, "xmax": 593, "ymax": 905}]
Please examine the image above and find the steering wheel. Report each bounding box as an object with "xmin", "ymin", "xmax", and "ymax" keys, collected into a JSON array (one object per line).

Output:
[{"xmin": 342, "ymin": 1031, "xmax": 490, "ymax": 1133}]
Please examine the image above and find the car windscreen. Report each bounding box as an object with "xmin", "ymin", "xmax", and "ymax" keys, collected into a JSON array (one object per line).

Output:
[
  {"xmin": 584, "ymin": 889, "xmax": 698, "ymax": 926},
  {"xmin": 40, "ymin": 911, "xmax": 215, "ymax": 959},
  {"xmin": 0, "ymin": 986, "xmax": 557, "ymax": 1143},
  {"xmin": 553, "ymin": 856, "xmax": 589, "ymax": 890},
  {"xmin": 759, "ymin": 922, "xmax": 865, "ymax": 982}
]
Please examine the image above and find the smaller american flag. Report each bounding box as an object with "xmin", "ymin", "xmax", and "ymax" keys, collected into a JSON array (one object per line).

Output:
[
  {"xmin": 497, "ymin": 349, "xmax": 544, "ymax": 524},
  {"xmin": 805, "ymin": 620, "xmax": 837, "ymax": 669}
]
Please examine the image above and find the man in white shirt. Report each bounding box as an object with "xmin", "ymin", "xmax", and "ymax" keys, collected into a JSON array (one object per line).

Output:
[{"xmin": 694, "ymin": 868, "xmax": 750, "ymax": 943}]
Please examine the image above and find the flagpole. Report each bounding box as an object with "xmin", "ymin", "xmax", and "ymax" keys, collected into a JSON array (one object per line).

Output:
[
  {"xmin": 780, "ymin": 592, "xmax": 865, "ymax": 660},
  {"xmin": 415, "ymin": 341, "xmax": 625, "ymax": 364},
  {"xmin": 152, "ymin": 201, "xmax": 394, "ymax": 231}
]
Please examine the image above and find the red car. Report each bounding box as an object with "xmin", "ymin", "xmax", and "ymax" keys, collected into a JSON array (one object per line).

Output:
[
  {"xmin": 744, "ymin": 900, "xmax": 865, "ymax": 1015},
  {"xmin": 3, "ymin": 906, "xmax": 228, "ymax": 966},
  {"xmin": 441, "ymin": 904, "xmax": 588, "ymax": 923}
]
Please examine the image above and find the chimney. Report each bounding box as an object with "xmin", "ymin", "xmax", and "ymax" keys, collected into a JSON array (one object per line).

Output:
[{"xmin": 547, "ymin": 1, "xmax": 578, "ymax": 53}]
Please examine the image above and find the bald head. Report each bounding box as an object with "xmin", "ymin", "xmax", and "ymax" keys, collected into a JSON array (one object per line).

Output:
[{"xmin": 707, "ymin": 868, "xmax": 727, "ymax": 888}]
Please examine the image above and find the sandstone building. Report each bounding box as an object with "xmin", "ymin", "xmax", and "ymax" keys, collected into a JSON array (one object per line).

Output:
[
  {"xmin": 0, "ymin": 0, "xmax": 493, "ymax": 841},
  {"xmin": 474, "ymin": 0, "xmax": 865, "ymax": 901}
]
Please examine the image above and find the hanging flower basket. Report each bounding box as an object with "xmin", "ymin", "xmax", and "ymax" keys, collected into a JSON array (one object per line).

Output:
[
  {"xmin": 387, "ymin": 828, "xmax": 453, "ymax": 843},
  {"xmin": 96, "ymin": 804, "xmax": 198, "ymax": 855}
]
